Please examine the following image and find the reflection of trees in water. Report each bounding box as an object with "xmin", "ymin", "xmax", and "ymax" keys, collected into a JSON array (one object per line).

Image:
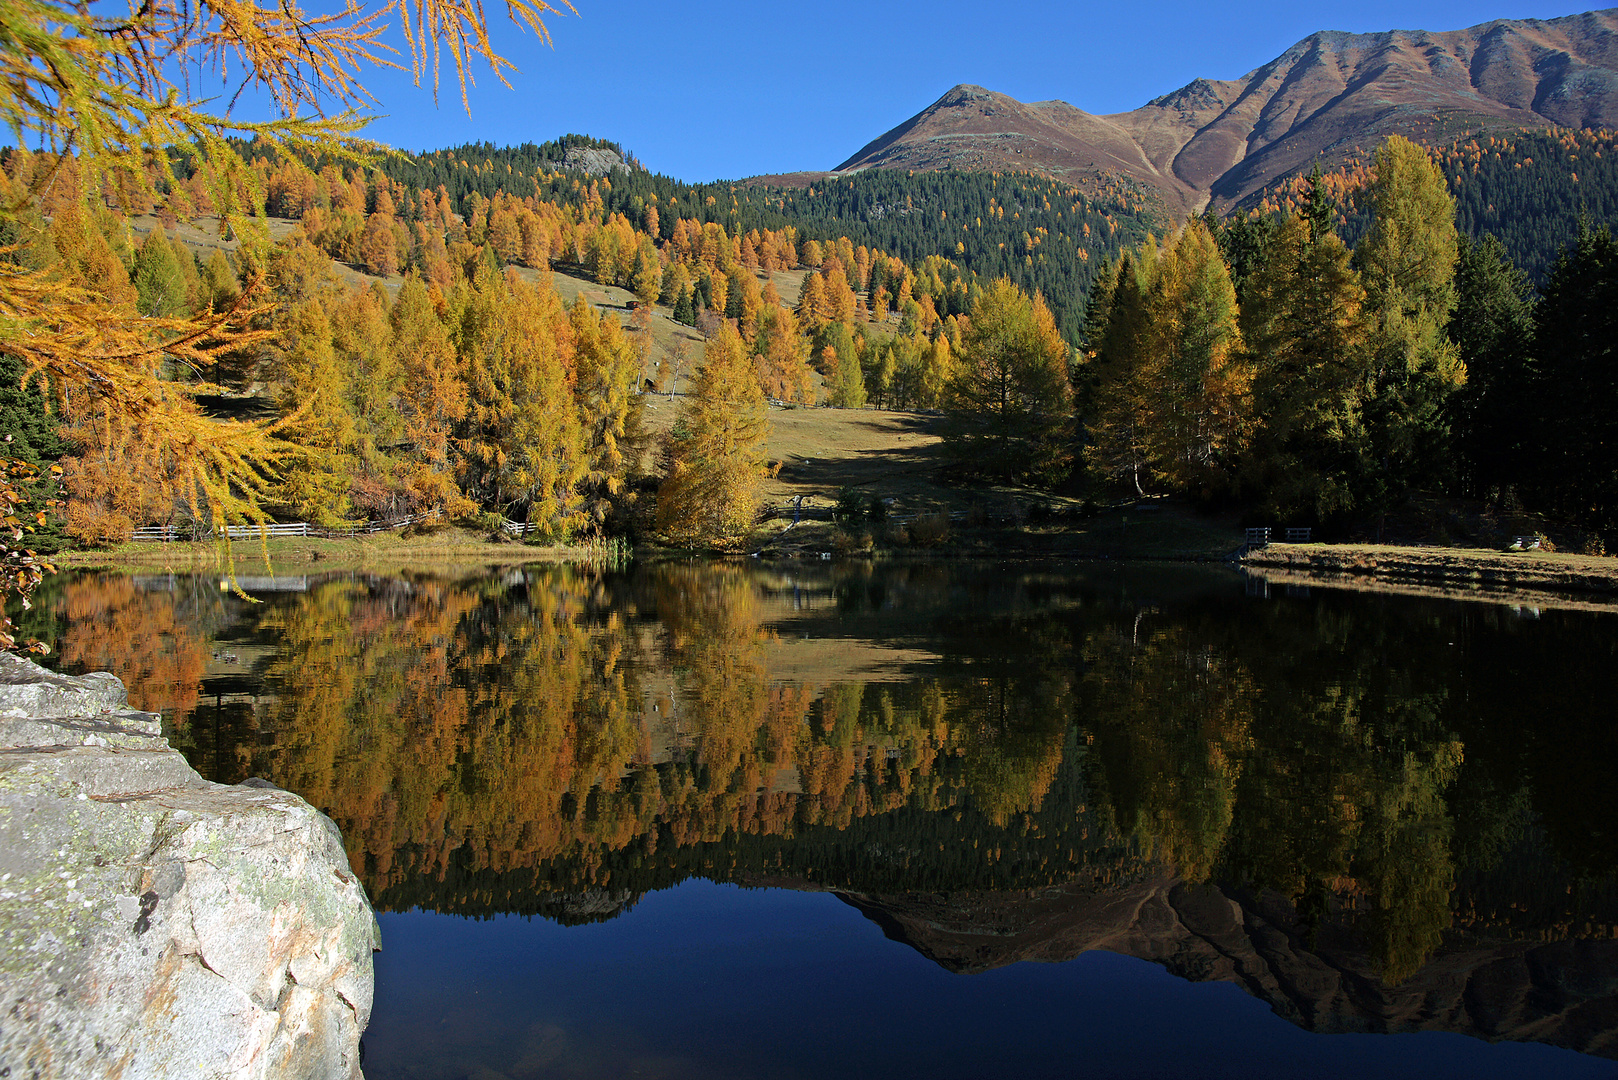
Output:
[
  {"xmin": 1082, "ymin": 619, "xmax": 1255, "ymax": 884},
  {"xmin": 55, "ymin": 574, "xmax": 213, "ymax": 715},
  {"xmin": 1085, "ymin": 600, "xmax": 1464, "ymax": 983},
  {"xmin": 225, "ymin": 563, "xmax": 1090, "ymax": 913},
  {"xmin": 51, "ymin": 566, "xmax": 1618, "ymax": 983}
]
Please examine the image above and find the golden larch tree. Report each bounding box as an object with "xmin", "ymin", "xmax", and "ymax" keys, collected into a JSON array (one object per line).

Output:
[{"xmin": 656, "ymin": 325, "xmax": 771, "ymax": 547}]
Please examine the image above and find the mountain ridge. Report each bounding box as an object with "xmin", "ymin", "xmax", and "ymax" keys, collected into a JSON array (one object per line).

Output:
[
  {"xmin": 833, "ymin": 877, "xmax": 1618, "ymax": 1057},
  {"xmin": 829, "ymin": 8, "xmax": 1618, "ymax": 214}
]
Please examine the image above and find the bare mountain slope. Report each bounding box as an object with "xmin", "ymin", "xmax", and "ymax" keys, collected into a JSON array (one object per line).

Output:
[{"xmin": 833, "ymin": 8, "xmax": 1618, "ymax": 213}]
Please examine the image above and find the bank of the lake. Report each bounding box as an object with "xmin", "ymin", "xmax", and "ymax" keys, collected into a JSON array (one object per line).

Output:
[
  {"xmin": 48, "ymin": 508, "xmax": 1618, "ymax": 605},
  {"xmin": 51, "ymin": 527, "xmax": 628, "ymax": 573},
  {"xmin": 1244, "ymin": 542, "xmax": 1618, "ymax": 597}
]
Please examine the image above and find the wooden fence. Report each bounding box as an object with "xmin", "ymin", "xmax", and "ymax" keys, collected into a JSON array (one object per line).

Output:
[
  {"xmin": 129, "ymin": 508, "xmax": 450, "ymax": 542},
  {"xmin": 499, "ymin": 519, "xmax": 541, "ymax": 537}
]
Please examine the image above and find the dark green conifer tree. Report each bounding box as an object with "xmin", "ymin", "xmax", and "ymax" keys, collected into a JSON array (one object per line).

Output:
[
  {"xmin": 1526, "ymin": 225, "xmax": 1618, "ymax": 531},
  {"xmin": 0, "ymin": 354, "xmax": 67, "ymax": 552},
  {"xmin": 1302, "ymin": 163, "xmax": 1335, "ymax": 245},
  {"xmin": 1446, "ymin": 234, "xmax": 1535, "ymax": 500},
  {"xmin": 672, "ymin": 287, "xmax": 696, "ymax": 327}
]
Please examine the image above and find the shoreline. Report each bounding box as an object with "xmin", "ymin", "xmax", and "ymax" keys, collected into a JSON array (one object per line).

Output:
[
  {"xmin": 1241, "ymin": 543, "xmax": 1618, "ymax": 598},
  {"xmin": 51, "ymin": 528, "xmax": 628, "ymax": 573},
  {"xmin": 0, "ymin": 656, "xmax": 376, "ymax": 1078},
  {"xmin": 52, "ymin": 532, "xmax": 1618, "ymax": 605}
]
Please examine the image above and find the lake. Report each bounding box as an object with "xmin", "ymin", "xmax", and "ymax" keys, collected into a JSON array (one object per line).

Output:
[{"xmin": 36, "ymin": 560, "xmax": 1618, "ymax": 1079}]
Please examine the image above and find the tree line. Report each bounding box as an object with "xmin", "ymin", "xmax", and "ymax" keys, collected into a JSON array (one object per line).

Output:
[
  {"xmin": 245, "ymin": 140, "xmax": 1156, "ymax": 341},
  {"xmin": 1082, "ymin": 137, "xmax": 1618, "ymax": 537},
  {"xmin": 1, "ymin": 143, "xmax": 1035, "ymax": 544},
  {"xmin": 7, "ymin": 121, "xmax": 1617, "ymax": 550},
  {"xmin": 1248, "ymin": 126, "xmax": 1618, "ymax": 286},
  {"xmin": 0, "ymin": 154, "xmax": 649, "ymax": 540}
]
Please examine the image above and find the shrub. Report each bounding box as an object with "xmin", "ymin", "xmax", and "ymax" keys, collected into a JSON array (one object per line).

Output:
[
  {"xmin": 832, "ymin": 529, "xmax": 873, "ymax": 553},
  {"xmin": 910, "ymin": 512, "xmax": 952, "ymax": 547},
  {"xmin": 834, "ymin": 486, "xmax": 865, "ymax": 529}
]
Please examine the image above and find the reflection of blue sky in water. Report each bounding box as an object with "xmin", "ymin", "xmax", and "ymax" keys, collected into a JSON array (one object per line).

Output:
[{"xmin": 367, "ymin": 882, "xmax": 1613, "ymax": 1080}]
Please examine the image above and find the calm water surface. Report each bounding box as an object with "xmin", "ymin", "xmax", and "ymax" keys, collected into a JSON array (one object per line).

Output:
[{"xmin": 34, "ymin": 560, "xmax": 1618, "ymax": 1079}]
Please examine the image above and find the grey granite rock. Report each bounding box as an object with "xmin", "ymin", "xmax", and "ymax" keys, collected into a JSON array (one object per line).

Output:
[{"xmin": 0, "ymin": 655, "xmax": 379, "ymax": 1079}]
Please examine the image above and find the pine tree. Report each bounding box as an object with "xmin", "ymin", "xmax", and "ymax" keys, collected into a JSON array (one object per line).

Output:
[
  {"xmin": 1086, "ymin": 252, "xmax": 1155, "ymax": 495},
  {"xmin": 864, "ymin": 343, "xmax": 896, "ymax": 408},
  {"xmin": 1526, "ymin": 225, "xmax": 1618, "ymax": 531},
  {"xmin": 329, "ymin": 286, "xmax": 402, "ymax": 517},
  {"xmin": 754, "ymin": 305, "xmax": 816, "ymax": 404},
  {"xmin": 0, "ymin": 354, "xmax": 67, "ymax": 552},
  {"xmin": 199, "ymin": 249, "xmax": 240, "ymax": 312},
  {"xmin": 273, "ymin": 299, "xmax": 358, "ymax": 524},
  {"xmin": 796, "ymin": 273, "xmax": 828, "ymax": 336},
  {"xmin": 631, "ymin": 237, "xmax": 662, "ymax": 305},
  {"xmin": 821, "ymin": 322, "xmax": 866, "ymax": 409},
  {"xmin": 1302, "ymin": 162, "xmax": 1335, "ymax": 245},
  {"xmin": 1446, "ymin": 234, "xmax": 1535, "ymax": 500},
  {"xmin": 1214, "ymin": 213, "xmax": 1279, "ymax": 301},
  {"xmin": 452, "ymin": 264, "xmax": 585, "ymax": 533},
  {"xmin": 918, "ymin": 334, "xmax": 954, "ymax": 411},
  {"xmin": 673, "ymin": 286, "xmax": 696, "ymax": 326},
  {"xmin": 1142, "ymin": 223, "xmax": 1248, "ymax": 494},
  {"xmin": 571, "ymin": 299, "xmax": 647, "ymax": 522},
  {"xmin": 389, "ymin": 275, "xmax": 474, "ymax": 518},
  {"xmin": 361, "ymin": 211, "xmax": 400, "ymax": 277},
  {"xmin": 132, "ymin": 229, "xmax": 189, "ymax": 317}
]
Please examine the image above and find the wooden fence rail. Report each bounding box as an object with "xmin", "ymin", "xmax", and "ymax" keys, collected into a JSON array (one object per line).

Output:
[{"xmin": 129, "ymin": 508, "xmax": 449, "ymax": 543}]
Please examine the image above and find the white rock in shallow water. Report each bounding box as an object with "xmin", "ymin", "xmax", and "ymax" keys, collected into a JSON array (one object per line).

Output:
[{"xmin": 0, "ymin": 655, "xmax": 379, "ymax": 1079}]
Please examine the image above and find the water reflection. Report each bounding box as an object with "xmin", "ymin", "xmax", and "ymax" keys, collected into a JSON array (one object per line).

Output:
[{"xmin": 40, "ymin": 561, "xmax": 1618, "ymax": 1060}]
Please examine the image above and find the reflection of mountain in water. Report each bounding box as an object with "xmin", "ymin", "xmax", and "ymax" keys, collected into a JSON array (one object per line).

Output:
[
  {"xmin": 834, "ymin": 878, "xmax": 1618, "ymax": 1057},
  {"xmin": 533, "ymin": 888, "xmax": 641, "ymax": 926},
  {"xmin": 43, "ymin": 560, "xmax": 1618, "ymax": 1060}
]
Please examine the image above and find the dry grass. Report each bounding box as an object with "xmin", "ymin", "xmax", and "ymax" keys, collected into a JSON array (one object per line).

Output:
[{"xmin": 1246, "ymin": 566, "xmax": 1618, "ymax": 614}]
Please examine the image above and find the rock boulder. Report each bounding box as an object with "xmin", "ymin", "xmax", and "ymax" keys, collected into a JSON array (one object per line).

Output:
[{"xmin": 0, "ymin": 653, "xmax": 378, "ymax": 1079}]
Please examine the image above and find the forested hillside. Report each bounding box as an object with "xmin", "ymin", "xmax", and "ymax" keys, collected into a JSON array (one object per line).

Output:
[
  {"xmin": 1251, "ymin": 126, "xmax": 1618, "ymax": 284},
  {"xmin": 288, "ymin": 142, "xmax": 1156, "ymax": 340},
  {"xmin": 10, "ymin": 116, "xmax": 1618, "ymax": 554},
  {"xmin": 8, "ymin": 138, "xmax": 1083, "ymax": 545},
  {"xmin": 1089, "ymin": 134, "xmax": 1618, "ymax": 539}
]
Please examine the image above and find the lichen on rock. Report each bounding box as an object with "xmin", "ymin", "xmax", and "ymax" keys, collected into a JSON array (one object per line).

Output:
[{"xmin": 0, "ymin": 653, "xmax": 379, "ymax": 1079}]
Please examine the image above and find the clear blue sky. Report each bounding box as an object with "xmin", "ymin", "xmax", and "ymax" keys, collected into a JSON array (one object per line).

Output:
[{"xmin": 336, "ymin": 0, "xmax": 1601, "ymax": 182}]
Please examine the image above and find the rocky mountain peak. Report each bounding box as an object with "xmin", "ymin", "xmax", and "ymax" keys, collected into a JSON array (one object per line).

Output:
[{"xmin": 833, "ymin": 7, "xmax": 1618, "ymax": 213}]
